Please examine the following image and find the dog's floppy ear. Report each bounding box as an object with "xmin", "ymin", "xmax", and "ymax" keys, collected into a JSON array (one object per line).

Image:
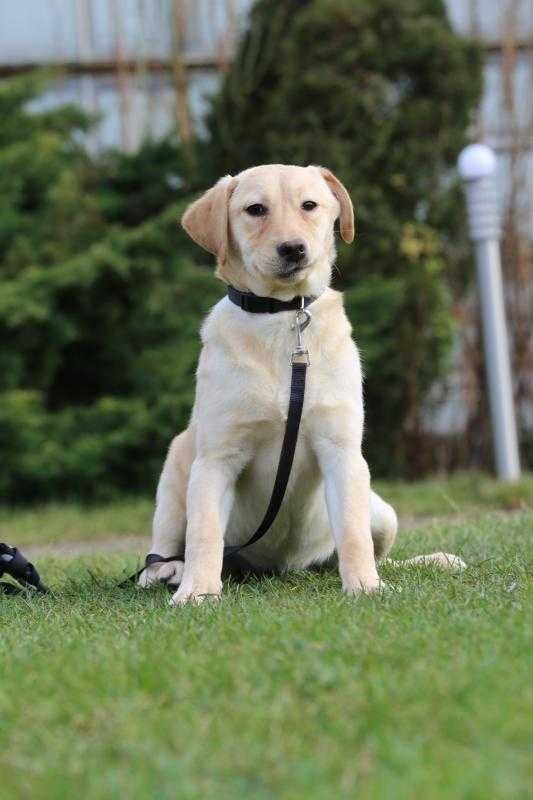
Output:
[
  {"xmin": 318, "ymin": 167, "xmax": 354, "ymax": 244},
  {"xmin": 181, "ymin": 175, "xmax": 236, "ymax": 262}
]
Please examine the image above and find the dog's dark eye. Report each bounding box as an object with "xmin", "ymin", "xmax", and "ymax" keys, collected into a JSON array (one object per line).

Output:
[
  {"xmin": 302, "ymin": 200, "xmax": 317, "ymax": 211},
  {"xmin": 245, "ymin": 203, "xmax": 268, "ymax": 217}
]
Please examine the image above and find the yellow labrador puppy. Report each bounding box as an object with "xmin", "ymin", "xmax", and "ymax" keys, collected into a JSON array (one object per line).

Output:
[{"xmin": 139, "ymin": 164, "xmax": 464, "ymax": 604}]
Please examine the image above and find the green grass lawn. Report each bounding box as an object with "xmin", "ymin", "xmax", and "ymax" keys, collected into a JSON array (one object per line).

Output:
[
  {"xmin": 1, "ymin": 471, "xmax": 531, "ymax": 547},
  {"xmin": 1, "ymin": 483, "xmax": 532, "ymax": 799}
]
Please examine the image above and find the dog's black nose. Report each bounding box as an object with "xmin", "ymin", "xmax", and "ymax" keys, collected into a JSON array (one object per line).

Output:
[{"xmin": 277, "ymin": 240, "xmax": 307, "ymax": 263}]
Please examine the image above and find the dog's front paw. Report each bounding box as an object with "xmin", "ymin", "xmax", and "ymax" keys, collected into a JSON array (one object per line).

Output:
[
  {"xmin": 137, "ymin": 559, "xmax": 184, "ymax": 589},
  {"xmin": 170, "ymin": 575, "xmax": 222, "ymax": 606}
]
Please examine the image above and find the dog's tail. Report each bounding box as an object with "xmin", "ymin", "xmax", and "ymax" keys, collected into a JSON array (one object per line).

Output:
[
  {"xmin": 383, "ymin": 552, "xmax": 467, "ymax": 571},
  {"xmin": 371, "ymin": 491, "xmax": 466, "ymax": 572}
]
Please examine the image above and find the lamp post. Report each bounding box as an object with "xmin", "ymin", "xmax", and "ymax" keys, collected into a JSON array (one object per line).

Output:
[{"xmin": 458, "ymin": 143, "xmax": 520, "ymax": 481}]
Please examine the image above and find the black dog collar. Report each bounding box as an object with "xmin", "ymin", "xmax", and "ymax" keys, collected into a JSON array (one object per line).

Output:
[{"xmin": 227, "ymin": 285, "xmax": 316, "ymax": 314}]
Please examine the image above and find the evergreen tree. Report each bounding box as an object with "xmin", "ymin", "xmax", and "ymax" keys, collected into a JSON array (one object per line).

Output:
[
  {"xmin": 0, "ymin": 74, "xmax": 218, "ymax": 502},
  {"xmin": 0, "ymin": 0, "xmax": 484, "ymax": 498},
  {"xmin": 206, "ymin": 0, "xmax": 483, "ymax": 474}
]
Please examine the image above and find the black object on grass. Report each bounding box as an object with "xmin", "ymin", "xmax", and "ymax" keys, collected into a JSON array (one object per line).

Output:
[{"xmin": 0, "ymin": 543, "xmax": 48, "ymax": 595}]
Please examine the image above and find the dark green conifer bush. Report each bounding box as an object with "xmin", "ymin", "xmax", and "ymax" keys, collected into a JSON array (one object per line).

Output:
[
  {"xmin": 0, "ymin": 0, "xmax": 483, "ymax": 499},
  {"xmin": 206, "ymin": 0, "xmax": 482, "ymax": 474},
  {"xmin": 0, "ymin": 75, "xmax": 218, "ymax": 501}
]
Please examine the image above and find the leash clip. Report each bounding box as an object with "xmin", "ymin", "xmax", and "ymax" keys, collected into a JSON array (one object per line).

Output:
[{"xmin": 291, "ymin": 298, "xmax": 311, "ymax": 365}]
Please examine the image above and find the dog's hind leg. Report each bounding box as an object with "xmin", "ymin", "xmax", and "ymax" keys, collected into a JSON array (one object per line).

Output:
[
  {"xmin": 370, "ymin": 490, "xmax": 398, "ymax": 561},
  {"xmin": 138, "ymin": 428, "xmax": 194, "ymax": 588}
]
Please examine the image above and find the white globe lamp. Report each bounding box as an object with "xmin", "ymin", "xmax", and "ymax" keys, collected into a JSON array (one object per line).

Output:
[{"xmin": 458, "ymin": 143, "xmax": 497, "ymax": 181}]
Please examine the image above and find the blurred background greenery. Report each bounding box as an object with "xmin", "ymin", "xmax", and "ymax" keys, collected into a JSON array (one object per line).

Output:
[{"xmin": 0, "ymin": 0, "xmax": 531, "ymax": 503}]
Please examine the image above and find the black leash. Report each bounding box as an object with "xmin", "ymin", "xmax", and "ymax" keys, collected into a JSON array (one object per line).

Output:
[
  {"xmin": 134, "ymin": 287, "xmax": 314, "ymax": 581},
  {"xmin": 0, "ymin": 543, "xmax": 49, "ymax": 596},
  {"xmin": 1, "ymin": 287, "xmax": 315, "ymax": 596}
]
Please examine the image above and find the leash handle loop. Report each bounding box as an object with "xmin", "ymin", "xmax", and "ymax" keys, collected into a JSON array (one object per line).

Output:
[{"xmin": 0, "ymin": 543, "xmax": 49, "ymax": 595}]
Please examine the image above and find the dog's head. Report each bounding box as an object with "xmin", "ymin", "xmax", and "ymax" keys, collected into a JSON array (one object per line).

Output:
[{"xmin": 181, "ymin": 164, "xmax": 354, "ymax": 297}]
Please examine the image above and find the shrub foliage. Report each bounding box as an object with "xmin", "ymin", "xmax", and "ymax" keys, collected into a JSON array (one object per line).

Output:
[
  {"xmin": 206, "ymin": 0, "xmax": 482, "ymax": 474},
  {"xmin": 0, "ymin": 0, "xmax": 482, "ymax": 500},
  {"xmin": 0, "ymin": 75, "xmax": 219, "ymax": 502}
]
